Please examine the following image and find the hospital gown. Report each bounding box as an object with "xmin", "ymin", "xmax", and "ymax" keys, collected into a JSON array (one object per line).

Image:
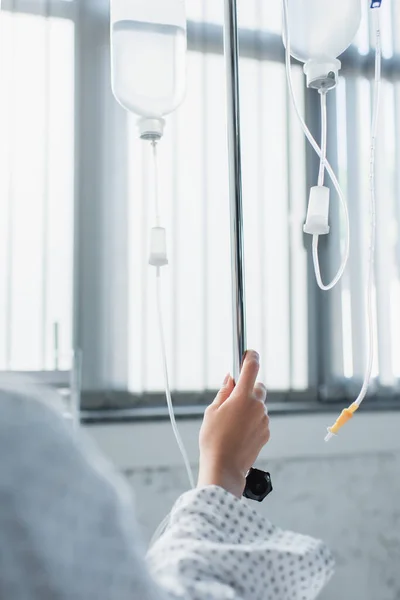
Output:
[{"xmin": 0, "ymin": 382, "xmax": 334, "ymax": 600}]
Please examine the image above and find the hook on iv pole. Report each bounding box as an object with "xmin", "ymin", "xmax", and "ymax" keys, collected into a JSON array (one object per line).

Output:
[{"xmin": 223, "ymin": 0, "xmax": 272, "ymax": 503}]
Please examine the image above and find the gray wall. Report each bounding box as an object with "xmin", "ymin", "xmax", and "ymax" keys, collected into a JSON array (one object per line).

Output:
[{"xmin": 89, "ymin": 412, "xmax": 400, "ymax": 600}]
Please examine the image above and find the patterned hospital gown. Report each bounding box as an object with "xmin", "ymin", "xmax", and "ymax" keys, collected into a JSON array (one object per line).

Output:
[{"xmin": 0, "ymin": 382, "xmax": 334, "ymax": 600}]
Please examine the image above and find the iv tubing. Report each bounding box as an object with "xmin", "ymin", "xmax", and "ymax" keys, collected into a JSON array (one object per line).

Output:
[
  {"xmin": 155, "ymin": 270, "xmax": 195, "ymax": 489},
  {"xmin": 318, "ymin": 91, "xmax": 328, "ymax": 187},
  {"xmin": 149, "ymin": 271, "xmax": 196, "ymax": 546},
  {"xmin": 151, "ymin": 141, "xmax": 161, "ymax": 227},
  {"xmin": 354, "ymin": 6, "xmax": 381, "ymax": 408},
  {"xmin": 282, "ymin": 0, "xmax": 350, "ymax": 290},
  {"xmin": 150, "ymin": 141, "xmax": 195, "ymax": 488},
  {"xmin": 312, "ymin": 90, "xmax": 334, "ymax": 290},
  {"xmin": 147, "ymin": 141, "xmax": 194, "ymax": 546},
  {"xmin": 325, "ymin": 7, "xmax": 382, "ymax": 440}
]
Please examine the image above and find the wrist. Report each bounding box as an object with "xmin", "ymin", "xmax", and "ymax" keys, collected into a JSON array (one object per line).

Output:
[{"xmin": 198, "ymin": 463, "xmax": 246, "ymax": 499}]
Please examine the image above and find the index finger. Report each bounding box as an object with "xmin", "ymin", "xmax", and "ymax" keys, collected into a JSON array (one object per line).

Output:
[{"xmin": 235, "ymin": 351, "xmax": 260, "ymax": 395}]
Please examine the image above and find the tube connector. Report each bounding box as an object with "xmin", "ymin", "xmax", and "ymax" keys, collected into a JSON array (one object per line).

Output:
[
  {"xmin": 304, "ymin": 186, "xmax": 330, "ymax": 235},
  {"xmin": 149, "ymin": 227, "xmax": 168, "ymax": 267},
  {"xmin": 324, "ymin": 402, "xmax": 359, "ymax": 442}
]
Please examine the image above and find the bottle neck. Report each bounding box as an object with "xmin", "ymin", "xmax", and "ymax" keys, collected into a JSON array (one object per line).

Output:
[
  {"xmin": 137, "ymin": 117, "xmax": 166, "ymax": 141},
  {"xmin": 303, "ymin": 58, "xmax": 341, "ymax": 91}
]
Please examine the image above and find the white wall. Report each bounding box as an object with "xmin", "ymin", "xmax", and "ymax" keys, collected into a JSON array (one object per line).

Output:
[{"xmin": 88, "ymin": 411, "xmax": 400, "ymax": 600}]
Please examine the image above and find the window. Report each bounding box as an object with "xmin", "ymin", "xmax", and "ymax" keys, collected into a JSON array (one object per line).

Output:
[
  {"xmin": 0, "ymin": 0, "xmax": 75, "ymax": 372},
  {"xmin": 127, "ymin": 1, "xmax": 308, "ymax": 399},
  {"xmin": 2, "ymin": 0, "xmax": 400, "ymax": 416},
  {"xmin": 321, "ymin": 0, "xmax": 400, "ymax": 398}
]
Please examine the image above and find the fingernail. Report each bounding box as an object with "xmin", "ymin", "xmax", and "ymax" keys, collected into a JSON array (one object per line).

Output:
[
  {"xmin": 222, "ymin": 373, "xmax": 230, "ymax": 386},
  {"xmin": 242, "ymin": 350, "xmax": 259, "ymax": 368}
]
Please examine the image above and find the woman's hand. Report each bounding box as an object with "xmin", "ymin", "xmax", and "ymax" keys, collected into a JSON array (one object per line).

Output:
[{"xmin": 198, "ymin": 350, "xmax": 270, "ymax": 499}]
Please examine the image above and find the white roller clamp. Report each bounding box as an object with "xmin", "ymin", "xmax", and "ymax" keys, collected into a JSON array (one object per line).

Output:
[
  {"xmin": 149, "ymin": 227, "xmax": 168, "ymax": 267},
  {"xmin": 303, "ymin": 185, "xmax": 330, "ymax": 235}
]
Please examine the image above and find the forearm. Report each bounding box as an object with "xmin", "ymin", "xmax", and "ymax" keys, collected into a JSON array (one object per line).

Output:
[{"xmin": 197, "ymin": 462, "xmax": 246, "ymax": 499}]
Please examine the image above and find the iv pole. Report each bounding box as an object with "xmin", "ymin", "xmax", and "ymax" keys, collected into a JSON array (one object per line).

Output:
[
  {"xmin": 223, "ymin": 0, "xmax": 247, "ymax": 383},
  {"xmin": 223, "ymin": 0, "xmax": 273, "ymax": 503}
]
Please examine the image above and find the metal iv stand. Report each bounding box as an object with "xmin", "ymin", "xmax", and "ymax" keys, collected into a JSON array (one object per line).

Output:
[{"xmin": 223, "ymin": 0, "xmax": 272, "ymax": 502}]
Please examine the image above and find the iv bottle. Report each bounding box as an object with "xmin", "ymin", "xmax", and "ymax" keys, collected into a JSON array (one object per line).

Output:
[
  {"xmin": 285, "ymin": 0, "xmax": 361, "ymax": 89},
  {"xmin": 111, "ymin": 0, "xmax": 187, "ymax": 139}
]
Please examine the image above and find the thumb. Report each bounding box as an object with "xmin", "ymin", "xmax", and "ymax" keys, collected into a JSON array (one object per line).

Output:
[{"xmin": 213, "ymin": 374, "xmax": 235, "ymax": 408}]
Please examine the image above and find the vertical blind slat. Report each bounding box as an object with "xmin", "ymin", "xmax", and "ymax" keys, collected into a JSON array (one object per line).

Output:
[{"xmin": 0, "ymin": 4, "xmax": 74, "ymax": 372}]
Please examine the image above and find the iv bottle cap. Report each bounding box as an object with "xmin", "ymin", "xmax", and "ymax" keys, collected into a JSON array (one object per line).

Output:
[
  {"xmin": 137, "ymin": 117, "xmax": 166, "ymax": 141},
  {"xmin": 303, "ymin": 59, "xmax": 341, "ymax": 90}
]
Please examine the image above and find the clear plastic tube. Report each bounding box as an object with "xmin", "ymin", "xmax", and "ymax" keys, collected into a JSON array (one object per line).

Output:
[
  {"xmin": 155, "ymin": 270, "xmax": 195, "ymax": 488},
  {"xmin": 151, "ymin": 141, "xmax": 161, "ymax": 227},
  {"xmin": 312, "ymin": 90, "xmax": 333, "ymax": 290},
  {"xmin": 318, "ymin": 91, "xmax": 328, "ymax": 187},
  {"xmin": 147, "ymin": 137, "xmax": 195, "ymax": 549},
  {"xmin": 148, "ymin": 140, "xmax": 195, "ymax": 488},
  {"xmin": 354, "ymin": 8, "xmax": 381, "ymax": 408},
  {"xmin": 149, "ymin": 512, "xmax": 171, "ymax": 548},
  {"xmin": 324, "ymin": 7, "xmax": 382, "ymax": 441},
  {"xmin": 282, "ymin": 0, "xmax": 350, "ymax": 291}
]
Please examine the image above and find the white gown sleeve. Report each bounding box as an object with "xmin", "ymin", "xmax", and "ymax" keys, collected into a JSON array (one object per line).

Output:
[
  {"xmin": 0, "ymin": 383, "xmax": 334, "ymax": 600},
  {"xmin": 148, "ymin": 486, "xmax": 334, "ymax": 600}
]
